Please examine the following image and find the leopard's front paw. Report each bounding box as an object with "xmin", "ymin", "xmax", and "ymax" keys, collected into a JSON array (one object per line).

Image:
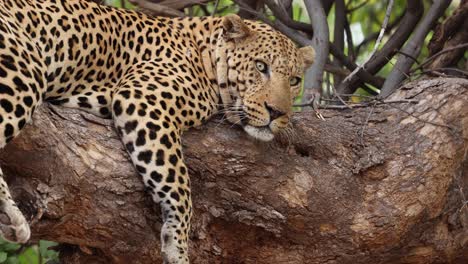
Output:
[
  {"xmin": 0, "ymin": 201, "xmax": 30, "ymax": 243},
  {"xmin": 162, "ymin": 249, "xmax": 189, "ymax": 264},
  {"xmin": 161, "ymin": 230, "xmax": 189, "ymax": 264}
]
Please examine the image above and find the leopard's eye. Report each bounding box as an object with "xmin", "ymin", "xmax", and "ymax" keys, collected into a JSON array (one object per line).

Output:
[
  {"xmin": 290, "ymin": 77, "xmax": 301, "ymax": 86},
  {"xmin": 255, "ymin": 60, "xmax": 268, "ymax": 73}
]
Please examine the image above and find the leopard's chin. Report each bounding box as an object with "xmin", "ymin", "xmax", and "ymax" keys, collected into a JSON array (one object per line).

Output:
[{"xmin": 243, "ymin": 125, "xmax": 274, "ymax": 142}]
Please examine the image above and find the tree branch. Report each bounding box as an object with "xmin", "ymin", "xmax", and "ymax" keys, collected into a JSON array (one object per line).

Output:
[
  {"xmin": 337, "ymin": 0, "xmax": 424, "ymax": 95},
  {"xmin": 332, "ymin": 0, "xmax": 346, "ymax": 88},
  {"xmin": 263, "ymin": 0, "xmax": 313, "ymax": 34},
  {"xmin": 380, "ymin": 0, "xmax": 452, "ymax": 98},
  {"xmin": 302, "ymin": 0, "xmax": 329, "ymax": 103},
  {"xmin": 2, "ymin": 79, "xmax": 467, "ymax": 263}
]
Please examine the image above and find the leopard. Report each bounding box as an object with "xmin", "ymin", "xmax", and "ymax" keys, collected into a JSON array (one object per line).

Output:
[{"xmin": 0, "ymin": 0, "xmax": 315, "ymax": 263}]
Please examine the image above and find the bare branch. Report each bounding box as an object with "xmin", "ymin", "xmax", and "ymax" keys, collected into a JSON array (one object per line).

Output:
[
  {"xmin": 332, "ymin": 0, "xmax": 346, "ymax": 87},
  {"xmin": 263, "ymin": 0, "xmax": 313, "ymax": 34},
  {"xmin": 346, "ymin": 0, "xmax": 370, "ymax": 13},
  {"xmin": 211, "ymin": 0, "xmax": 220, "ymax": 15},
  {"xmin": 355, "ymin": 10, "xmax": 404, "ymax": 54},
  {"xmin": 302, "ymin": 0, "xmax": 329, "ymax": 103},
  {"xmin": 337, "ymin": 0, "xmax": 424, "ymax": 95},
  {"xmin": 343, "ymin": 16, "xmax": 356, "ymax": 61},
  {"xmin": 413, "ymin": 43, "xmax": 468, "ymax": 71},
  {"xmin": 337, "ymin": 0, "xmax": 394, "ymax": 95},
  {"xmin": 236, "ymin": 0, "xmax": 264, "ymax": 19},
  {"xmin": 380, "ymin": 0, "xmax": 452, "ymax": 98},
  {"xmin": 428, "ymin": 0, "xmax": 468, "ymax": 54},
  {"xmin": 294, "ymin": 99, "xmax": 418, "ymax": 109}
]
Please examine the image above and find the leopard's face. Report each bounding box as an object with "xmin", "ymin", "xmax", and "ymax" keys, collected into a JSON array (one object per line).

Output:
[{"xmin": 220, "ymin": 16, "xmax": 315, "ymax": 141}]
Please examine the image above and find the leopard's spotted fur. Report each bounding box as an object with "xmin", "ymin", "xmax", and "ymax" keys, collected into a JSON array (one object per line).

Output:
[{"xmin": 0, "ymin": 0, "xmax": 314, "ymax": 262}]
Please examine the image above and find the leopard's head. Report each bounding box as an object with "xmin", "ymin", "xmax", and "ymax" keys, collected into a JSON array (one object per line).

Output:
[{"xmin": 217, "ymin": 15, "xmax": 315, "ymax": 141}]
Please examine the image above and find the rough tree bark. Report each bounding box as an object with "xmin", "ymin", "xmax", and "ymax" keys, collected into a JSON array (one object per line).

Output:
[{"xmin": 0, "ymin": 78, "xmax": 467, "ymax": 264}]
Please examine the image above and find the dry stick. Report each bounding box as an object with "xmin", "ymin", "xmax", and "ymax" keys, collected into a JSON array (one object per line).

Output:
[
  {"xmin": 384, "ymin": 56, "xmax": 412, "ymax": 79},
  {"xmin": 355, "ymin": 11, "xmax": 403, "ymax": 55},
  {"xmin": 395, "ymin": 50, "xmax": 420, "ymax": 64},
  {"xmin": 384, "ymin": 99, "xmax": 454, "ymax": 130},
  {"xmin": 337, "ymin": 0, "xmax": 424, "ymax": 95},
  {"xmin": 330, "ymin": 85, "xmax": 352, "ymax": 109},
  {"xmin": 412, "ymin": 43, "xmax": 468, "ymax": 72},
  {"xmin": 380, "ymin": 0, "xmax": 452, "ymax": 98},
  {"xmin": 421, "ymin": 68, "xmax": 468, "ymax": 78},
  {"xmin": 211, "ymin": 0, "xmax": 220, "ymax": 15},
  {"xmin": 346, "ymin": 0, "xmax": 370, "ymax": 13},
  {"xmin": 338, "ymin": 0, "xmax": 394, "ymax": 92},
  {"xmin": 302, "ymin": 0, "xmax": 329, "ymax": 104},
  {"xmin": 294, "ymin": 99, "xmax": 418, "ymax": 109}
]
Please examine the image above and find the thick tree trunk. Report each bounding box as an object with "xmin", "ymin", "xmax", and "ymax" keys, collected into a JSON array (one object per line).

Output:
[{"xmin": 0, "ymin": 78, "xmax": 467, "ymax": 264}]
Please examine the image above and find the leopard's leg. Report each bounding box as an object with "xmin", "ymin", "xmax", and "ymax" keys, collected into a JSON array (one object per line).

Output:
[
  {"xmin": 46, "ymin": 86, "xmax": 113, "ymax": 118},
  {"xmin": 0, "ymin": 21, "xmax": 46, "ymax": 243},
  {"xmin": 112, "ymin": 80, "xmax": 192, "ymax": 264},
  {"xmin": 0, "ymin": 169, "xmax": 30, "ymax": 243}
]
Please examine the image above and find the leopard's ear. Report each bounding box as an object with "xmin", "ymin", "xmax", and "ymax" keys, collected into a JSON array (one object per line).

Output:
[
  {"xmin": 222, "ymin": 14, "xmax": 251, "ymax": 41},
  {"xmin": 299, "ymin": 46, "xmax": 315, "ymax": 69}
]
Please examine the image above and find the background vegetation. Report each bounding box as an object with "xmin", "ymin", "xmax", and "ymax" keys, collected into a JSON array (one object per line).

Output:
[{"xmin": 0, "ymin": 239, "xmax": 58, "ymax": 264}]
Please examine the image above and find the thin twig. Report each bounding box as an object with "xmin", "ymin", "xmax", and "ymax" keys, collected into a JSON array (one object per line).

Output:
[
  {"xmin": 380, "ymin": 0, "xmax": 452, "ymax": 98},
  {"xmin": 294, "ymin": 99, "xmax": 418, "ymax": 109},
  {"xmin": 343, "ymin": 16, "xmax": 355, "ymax": 61},
  {"xmin": 211, "ymin": 0, "xmax": 220, "ymax": 16},
  {"xmin": 337, "ymin": 0, "xmax": 424, "ymax": 95},
  {"xmin": 340, "ymin": 0, "xmax": 394, "ymax": 86},
  {"xmin": 395, "ymin": 50, "xmax": 420, "ymax": 64},
  {"xmin": 412, "ymin": 43, "xmax": 468, "ymax": 72},
  {"xmin": 346, "ymin": 0, "xmax": 370, "ymax": 13},
  {"xmin": 385, "ymin": 56, "xmax": 412, "ymax": 79},
  {"xmin": 331, "ymin": 85, "xmax": 351, "ymax": 109},
  {"xmin": 422, "ymin": 67, "xmax": 468, "ymax": 77},
  {"xmin": 359, "ymin": 102, "xmax": 376, "ymax": 145},
  {"xmin": 385, "ymin": 101, "xmax": 454, "ymax": 130},
  {"xmin": 355, "ymin": 11, "xmax": 404, "ymax": 54}
]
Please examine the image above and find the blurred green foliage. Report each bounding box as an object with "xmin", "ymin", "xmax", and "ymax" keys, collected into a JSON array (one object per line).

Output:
[{"xmin": 0, "ymin": 239, "xmax": 58, "ymax": 264}]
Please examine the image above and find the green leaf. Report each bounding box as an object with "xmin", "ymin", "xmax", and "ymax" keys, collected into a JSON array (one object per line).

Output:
[
  {"xmin": 1, "ymin": 243, "xmax": 20, "ymax": 253},
  {"xmin": 0, "ymin": 252, "xmax": 8, "ymax": 263},
  {"xmin": 18, "ymin": 247, "xmax": 38, "ymax": 264},
  {"xmin": 38, "ymin": 241, "xmax": 59, "ymax": 262},
  {"xmin": 5, "ymin": 256, "xmax": 18, "ymax": 264},
  {"xmin": 38, "ymin": 241, "xmax": 57, "ymax": 257}
]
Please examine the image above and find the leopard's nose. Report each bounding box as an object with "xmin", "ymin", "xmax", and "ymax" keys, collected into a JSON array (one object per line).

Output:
[{"xmin": 265, "ymin": 103, "xmax": 286, "ymax": 121}]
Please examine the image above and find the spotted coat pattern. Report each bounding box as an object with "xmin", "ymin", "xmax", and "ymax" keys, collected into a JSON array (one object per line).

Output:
[{"xmin": 0, "ymin": 0, "xmax": 314, "ymax": 263}]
